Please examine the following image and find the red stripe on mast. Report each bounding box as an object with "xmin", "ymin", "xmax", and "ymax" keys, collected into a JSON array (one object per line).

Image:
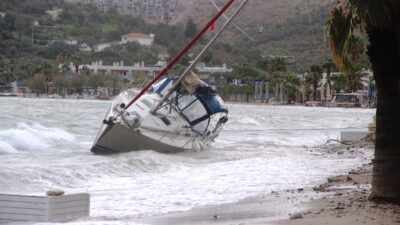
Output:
[{"xmin": 125, "ymin": 0, "xmax": 235, "ymax": 109}]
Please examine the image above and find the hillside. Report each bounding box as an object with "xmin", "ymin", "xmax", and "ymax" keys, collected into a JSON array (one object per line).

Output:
[
  {"xmin": 175, "ymin": 0, "xmax": 336, "ymax": 69},
  {"xmin": 0, "ymin": 0, "xmax": 186, "ymax": 63},
  {"xmin": 0, "ymin": 0, "xmax": 338, "ymax": 73}
]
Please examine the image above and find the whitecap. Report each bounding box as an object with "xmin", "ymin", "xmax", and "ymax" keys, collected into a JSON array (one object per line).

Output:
[
  {"xmin": 0, "ymin": 122, "xmax": 76, "ymax": 153},
  {"xmin": 0, "ymin": 141, "xmax": 19, "ymax": 154}
]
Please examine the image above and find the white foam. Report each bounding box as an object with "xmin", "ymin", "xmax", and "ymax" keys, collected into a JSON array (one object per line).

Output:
[
  {"xmin": 0, "ymin": 141, "xmax": 19, "ymax": 154},
  {"xmin": 24, "ymin": 221, "xmax": 148, "ymax": 225},
  {"xmin": 0, "ymin": 98, "xmax": 376, "ymax": 224},
  {"xmin": 0, "ymin": 122, "xmax": 76, "ymax": 153}
]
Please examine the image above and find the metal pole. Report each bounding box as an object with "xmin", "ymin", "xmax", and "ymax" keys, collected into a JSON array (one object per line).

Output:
[
  {"xmin": 124, "ymin": 0, "xmax": 236, "ymax": 110},
  {"xmin": 31, "ymin": 25, "xmax": 34, "ymax": 45},
  {"xmin": 151, "ymin": 0, "xmax": 250, "ymax": 114}
]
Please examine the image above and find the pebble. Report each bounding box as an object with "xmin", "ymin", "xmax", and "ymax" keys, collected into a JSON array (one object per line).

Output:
[
  {"xmin": 289, "ymin": 212, "xmax": 303, "ymax": 219},
  {"xmin": 328, "ymin": 177, "xmax": 345, "ymax": 182}
]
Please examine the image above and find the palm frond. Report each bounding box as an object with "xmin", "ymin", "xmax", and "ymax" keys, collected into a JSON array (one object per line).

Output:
[
  {"xmin": 352, "ymin": 0, "xmax": 400, "ymax": 44},
  {"xmin": 326, "ymin": 2, "xmax": 359, "ymax": 72}
]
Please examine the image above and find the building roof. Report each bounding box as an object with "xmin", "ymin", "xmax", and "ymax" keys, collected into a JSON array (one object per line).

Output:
[{"xmin": 121, "ymin": 33, "xmax": 154, "ymax": 39}]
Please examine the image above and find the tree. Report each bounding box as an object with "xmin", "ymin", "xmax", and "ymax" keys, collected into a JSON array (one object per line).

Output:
[
  {"xmin": 56, "ymin": 50, "xmax": 72, "ymax": 72},
  {"xmin": 19, "ymin": 61, "xmax": 35, "ymax": 80},
  {"xmin": 106, "ymin": 73, "xmax": 122, "ymax": 96},
  {"xmin": 281, "ymin": 72, "xmax": 300, "ymax": 103},
  {"xmin": 346, "ymin": 66, "xmax": 368, "ymax": 92},
  {"xmin": 322, "ymin": 60, "xmax": 335, "ymax": 100},
  {"xmin": 86, "ymin": 74, "xmax": 106, "ymax": 91},
  {"xmin": 30, "ymin": 73, "xmax": 46, "ymax": 97},
  {"xmin": 330, "ymin": 73, "xmax": 347, "ymax": 93},
  {"xmin": 0, "ymin": 56, "xmax": 5, "ymax": 84},
  {"xmin": 0, "ymin": 59, "xmax": 15, "ymax": 84},
  {"xmin": 70, "ymin": 76, "xmax": 84, "ymax": 95},
  {"xmin": 327, "ymin": 0, "xmax": 400, "ymax": 202},
  {"xmin": 71, "ymin": 54, "xmax": 83, "ymax": 74},
  {"xmin": 38, "ymin": 61, "xmax": 54, "ymax": 83},
  {"xmin": 234, "ymin": 64, "xmax": 265, "ymax": 81},
  {"xmin": 184, "ymin": 18, "xmax": 198, "ymax": 39},
  {"xmin": 38, "ymin": 61, "xmax": 55, "ymax": 94},
  {"xmin": 80, "ymin": 66, "xmax": 91, "ymax": 76},
  {"xmin": 53, "ymin": 75, "xmax": 69, "ymax": 97},
  {"xmin": 4, "ymin": 13, "xmax": 16, "ymax": 31},
  {"xmin": 15, "ymin": 16, "xmax": 24, "ymax": 41},
  {"xmin": 309, "ymin": 65, "xmax": 323, "ymax": 101},
  {"xmin": 265, "ymin": 57, "xmax": 287, "ymax": 74}
]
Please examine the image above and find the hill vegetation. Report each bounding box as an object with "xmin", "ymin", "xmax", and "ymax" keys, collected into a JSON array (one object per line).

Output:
[
  {"xmin": 0, "ymin": 0, "xmax": 370, "ymax": 102},
  {"xmin": 1, "ymin": 0, "xmax": 340, "ymax": 70},
  {"xmin": 177, "ymin": 0, "xmax": 338, "ymax": 69},
  {"xmin": 0, "ymin": 0, "xmax": 189, "ymax": 85}
]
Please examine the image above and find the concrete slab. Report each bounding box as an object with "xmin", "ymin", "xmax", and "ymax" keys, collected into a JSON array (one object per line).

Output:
[{"xmin": 0, "ymin": 193, "xmax": 90, "ymax": 222}]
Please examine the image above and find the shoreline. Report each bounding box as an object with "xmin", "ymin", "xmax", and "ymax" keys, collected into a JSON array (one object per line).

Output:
[
  {"xmin": 135, "ymin": 140, "xmax": 400, "ymax": 225},
  {"xmin": 0, "ymin": 96, "xmax": 377, "ymax": 110}
]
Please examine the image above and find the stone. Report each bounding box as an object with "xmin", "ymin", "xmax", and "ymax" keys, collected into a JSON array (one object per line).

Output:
[{"xmin": 46, "ymin": 189, "xmax": 65, "ymax": 196}]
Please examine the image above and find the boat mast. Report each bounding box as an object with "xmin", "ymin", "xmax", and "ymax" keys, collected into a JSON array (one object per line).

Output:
[
  {"xmin": 124, "ymin": 0, "xmax": 236, "ymax": 110},
  {"xmin": 151, "ymin": 0, "xmax": 250, "ymax": 114}
]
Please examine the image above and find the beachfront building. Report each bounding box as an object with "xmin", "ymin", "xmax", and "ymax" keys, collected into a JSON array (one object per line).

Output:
[
  {"xmin": 195, "ymin": 62, "xmax": 232, "ymax": 85},
  {"xmin": 69, "ymin": 61, "xmax": 232, "ymax": 84},
  {"xmin": 71, "ymin": 60, "xmax": 164, "ymax": 81}
]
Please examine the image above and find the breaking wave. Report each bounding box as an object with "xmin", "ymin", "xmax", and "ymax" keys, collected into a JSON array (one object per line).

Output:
[{"xmin": 0, "ymin": 122, "xmax": 76, "ymax": 154}]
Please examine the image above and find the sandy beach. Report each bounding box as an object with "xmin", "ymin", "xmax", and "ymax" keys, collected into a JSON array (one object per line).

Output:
[{"xmin": 136, "ymin": 139, "xmax": 400, "ymax": 225}]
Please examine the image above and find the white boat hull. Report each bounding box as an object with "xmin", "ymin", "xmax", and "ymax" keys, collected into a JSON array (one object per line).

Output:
[{"xmin": 91, "ymin": 123, "xmax": 187, "ymax": 154}]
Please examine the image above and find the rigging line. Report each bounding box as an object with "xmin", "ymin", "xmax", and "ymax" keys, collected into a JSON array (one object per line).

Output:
[
  {"xmin": 304, "ymin": 0, "xmax": 317, "ymax": 45},
  {"xmin": 208, "ymin": 0, "xmax": 256, "ymax": 42},
  {"xmin": 215, "ymin": 142, "xmax": 361, "ymax": 149},
  {"xmin": 221, "ymin": 127, "xmax": 369, "ymax": 132}
]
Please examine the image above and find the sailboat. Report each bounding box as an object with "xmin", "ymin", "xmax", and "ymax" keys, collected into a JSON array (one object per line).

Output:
[{"xmin": 91, "ymin": 0, "xmax": 248, "ymax": 154}]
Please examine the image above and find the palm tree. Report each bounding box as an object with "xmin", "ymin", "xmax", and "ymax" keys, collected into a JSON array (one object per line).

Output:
[
  {"xmin": 330, "ymin": 72, "xmax": 347, "ymax": 93},
  {"xmin": 322, "ymin": 60, "xmax": 334, "ymax": 101},
  {"xmin": 346, "ymin": 67, "xmax": 368, "ymax": 92},
  {"xmin": 309, "ymin": 65, "xmax": 323, "ymax": 101},
  {"xmin": 56, "ymin": 51, "xmax": 72, "ymax": 73},
  {"xmin": 327, "ymin": 0, "xmax": 400, "ymax": 203},
  {"xmin": 38, "ymin": 61, "xmax": 54, "ymax": 94},
  {"xmin": 71, "ymin": 54, "xmax": 83, "ymax": 74}
]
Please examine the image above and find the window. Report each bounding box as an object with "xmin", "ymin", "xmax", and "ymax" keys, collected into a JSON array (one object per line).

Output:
[{"xmin": 141, "ymin": 99, "xmax": 153, "ymax": 108}]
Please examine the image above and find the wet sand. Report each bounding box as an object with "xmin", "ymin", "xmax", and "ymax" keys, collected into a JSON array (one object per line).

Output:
[{"xmin": 136, "ymin": 140, "xmax": 400, "ymax": 225}]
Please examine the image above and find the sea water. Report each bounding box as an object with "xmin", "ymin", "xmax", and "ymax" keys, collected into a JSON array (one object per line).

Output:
[{"xmin": 0, "ymin": 98, "xmax": 375, "ymax": 224}]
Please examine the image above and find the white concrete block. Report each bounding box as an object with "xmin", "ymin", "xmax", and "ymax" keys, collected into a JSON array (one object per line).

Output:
[{"xmin": 0, "ymin": 193, "xmax": 90, "ymax": 222}]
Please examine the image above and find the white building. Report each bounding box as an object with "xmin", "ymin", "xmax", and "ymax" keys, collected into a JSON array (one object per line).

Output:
[
  {"xmin": 67, "ymin": 0, "xmax": 177, "ymax": 24},
  {"xmin": 72, "ymin": 60, "xmax": 163, "ymax": 80},
  {"xmin": 194, "ymin": 62, "xmax": 232, "ymax": 84},
  {"xmin": 121, "ymin": 33, "xmax": 154, "ymax": 46}
]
